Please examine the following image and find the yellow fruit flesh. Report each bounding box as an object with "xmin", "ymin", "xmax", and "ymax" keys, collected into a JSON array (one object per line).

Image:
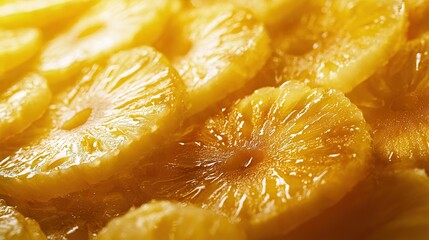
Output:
[
  {"xmin": 189, "ymin": 0, "xmax": 304, "ymax": 25},
  {"xmin": 97, "ymin": 201, "xmax": 246, "ymax": 240},
  {"xmin": 348, "ymin": 33, "xmax": 429, "ymax": 168},
  {"xmin": 0, "ymin": 199, "xmax": 46, "ymax": 240},
  {"xmin": 0, "ymin": 47, "xmax": 185, "ymax": 201},
  {"xmin": 405, "ymin": 0, "xmax": 429, "ymax": 38},
  {"xmin": 285, "ymin": 170, "xmax": 429, "ymax": 240},
  {"xmin": 0, "ymin": 29, "xmax": 41, "ymax": 77},
  {"xmin": 38, "ymin": 0, "xmax": 180, "ymax": 84},
  {"xmin": 0, "ymin": 0, "xmax": 94, "ymax": 28},
  {"xmin": 139, "ymin": 81, "xmax": 371, "ymax": 239},
  {"xmin": 274, "ymin": 0, "xmax": 407, "ymax": 92},
  {"xmin": 0, "ymin": 73, "xmax": 51, "ymax": 141},
  {"xmin": 156, "ymin": 4, "xmax": 271, "ymax": 115}
]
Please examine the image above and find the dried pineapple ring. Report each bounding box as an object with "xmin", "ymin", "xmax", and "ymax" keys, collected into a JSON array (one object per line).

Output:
[
  {"xmin": 190, "ymin": 0, "xmax": 304, "ymax": 25},
  {"xmin": 156, "ymin": 4, "xmax": 271, "ymax": 115},
  {"xmin": 97, "ymin": 201, "xmax": 246, "ymax": 240},
  {"xmin": 38, "ymin": 0, "xmax": 180, "ymax": 84},
  {"xmin": 276, "ymin": 0, "xmax": 407, "ymax": 93},
  {"xmin": 0, "ymin": 0, "xmax": 94, "ymax": 28},
  {"xmin": 0, "ymin": 199, "xmax": 46, "ymax": 240},
  {"xmin": 405, "ymin": 0, "xmax": 429, "ymax": 38},
  {"xmin": 348, "ymin": 32, "xmax": 429, "ymax": 169},
  {"xmin": 0, "ymin": 47, "xmax": 186, "ymax": 201},
  {"xmin": 0, "ymin": 28, "xmax": 41, "ymax": 76},
  {"xmin": 142, "ymin": 81, "xmax": 371, "ymax": 238},
  {"xmin": 0, "ymin": 73, "xmax": 51, "ymax": 141}
]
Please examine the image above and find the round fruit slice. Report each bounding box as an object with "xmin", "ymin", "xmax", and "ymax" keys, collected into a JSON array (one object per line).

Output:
[
  {"xmin": 97, "ymin": 201, "xmax": 246, "ymax": 240},
  {"xmin": 286, "ymin": 170, "xmax": 429, "ymax": 240},
  {"xmin": 0, "ymin": 28, "xmax": 41, "ymax": 77},
  {"xmin": 347, "ymin": 32, "xmax": 429, "ymax": 169},
  {"xmin": 0, "ymin": 0, "xmax": 94, "ymax": 28},
  {"xmin": 0, "ymin": 47, "xmax": 185, "ymax": 201},
  {"xmin": 38, "ymin": 0, "xmax": 180, "ymax": 84},
  {"xmin": 156, "ymin": 4, "xmax": 271, "ymax": 115},
  {"xmin": 189, "ymin": 0, "xmax": 304, "ymax": 25},
  {"xmin": 0, "ymin": 73, "xmax": 51, "ymax": 141},
  {"xmin": 0, "ymin": 199, "xmax": 47, "ymax": 240},
  {"xmin": 405, "ymin": 0, "xmax": 429, "ymax": 38},
  {"xmin": 141, "ymin": 81, "xmax": 371, "ymax": 238},
  {"xmin": 274, "ymin": 0, "xmax": 407, "ymax": 93}
]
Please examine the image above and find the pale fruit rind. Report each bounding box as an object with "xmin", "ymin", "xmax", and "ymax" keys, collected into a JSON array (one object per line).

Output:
[
  {"xmin": 97, "ymin": 201, "xmax": 246, "ymax": 240},
  {"xmin": 0, "ymin": 47, "xmax": 186, "ymax": 201}
]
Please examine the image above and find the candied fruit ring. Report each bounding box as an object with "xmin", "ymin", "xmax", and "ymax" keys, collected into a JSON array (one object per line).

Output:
[
  {"xmin": 97, "ymin": 201, "xmax": 246, "ymax": 240},
  {"xmin": 0, "ymin": 28, "xmax": 41, "ymax": 77},
  {"xmin": 0, "ymin": 73, "xmax": 52, "ymax": 141},
  {"xmin": 141, "ymin": 81, "xmax": 372, "ymax": 239},
  {"xmin": 0, "ymin": 0, "xmax": 95, "ymax": 28},
  {"xmin": 156, "ymin": 3, "xmax": 271, "ymax": 116},
  {"xmin": 276, "ymin": 0, "xmax": 407, "ymax": 93},
  {"xmin": 0, "ymin": 199, "xmax": 47, "ymax": 240},
  {"xmin": 38, "ymin": 0, "xmax": 181, "ymax": 84},
  {"xmin": 0, "ymin": 47, "xmax": 186, "ymax": 201}
]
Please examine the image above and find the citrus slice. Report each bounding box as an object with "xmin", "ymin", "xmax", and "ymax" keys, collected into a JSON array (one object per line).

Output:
[
  {"xmin": 0, "ymin": 73, "xmax": 51, "ymax": 141},
  {"xmin": 0, "ymin": 28, "xmax": 41, "ymax": 77},
  {"xmin": 274, "ymin": 0, "xmax": 407, "ymax": 92},
  {"xmin": 0, "ymin": 47, "xmax": 185, "ymax": 201},
  {"xmin": 38, "ymin": 0, "xmax": 180, "ymax": 84},
  {"xmin": 348, "ymin": 32, "xmax": 429, "ymax": 168},
  {"xmin": 189, "ymin": 0, "xmax": 304, "ymax": 25},
  {"xmin": 0, "ymin": 0, "xmax": 94, "ymax": 28},
  {"xmin": 97, "ymin": 201, "xmax": 246, "ymax": 240},
  {"xmin": 286, "ymin": 170, "xmax": 429, "ymax": 240},
  {"xmin": 156, "ymin": 4, "xmax": 271, "ymax": 115},
  {"xmin": 141, "ymin": 81, "xmax": 371, "ymax": 238},
  {"xmin": 0, "ymin": 199, "xmax": 46, "ymax": 240}
]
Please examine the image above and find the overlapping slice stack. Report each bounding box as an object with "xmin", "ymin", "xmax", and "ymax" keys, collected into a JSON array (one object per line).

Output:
[
  {"xmin": 348, "ymin": 32, "xmax": 429, "ymax": 169},
  {"xmin": 273, "ymin": 0, "xmax": 407, "ymax": 92},
  {"xmin": 38, "ymin": 0, "xmax": 180, "ymax": 83},
  {"xmin": 0, "ymin": 47, "xmax": 185, "ymax": 201},
  {"xmin": 156, "ymin": 4, "xmax": 271, "ymax": 115},
  {"xmin": 97, "ymin": 201, "xmax": 246, "ymax": 240},
  {"xmin": 141, "ymin": 81, "xmax": 371, "ymax": 238}
]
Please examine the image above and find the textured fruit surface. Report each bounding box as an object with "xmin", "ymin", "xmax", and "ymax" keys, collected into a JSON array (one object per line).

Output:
[
  {"xmin": 0, "ymin": 0, "xmax": 94, "ymax": 28},
  {"xmin": 0, "ymin": 29, "xmax": 41, "ymax": 76},
  {"xmin": 348, "ymin": 32, "xmax": 429, "ymax": 168},
  {"xmin": 0, "ymin": 73, "xmax": 51, "ymax": 141},
  {"xmin": 38, "ymin": 0, "xmax": 179, "ymax": 84},
  {"xmin": 405, "ymin": 0, "xmax": 429, "ymax": 38},
  {"xmin": 140, "ymin": 81, "xmax": 371, "ymax": 238},
  {"xmin": 274, "ymin": 0, "xmax": 407, "ymax": 92},
  {"xmin": 189, "ymin": 0, "xmax": 304, "ymax": 25},
  {"xmin": 0, "ymin": 47, "xmax": 185, "ymax": 201},
  {"xmin": 97, "ymin": 201, "xmax": 246, "ymax": 240},
  {"xmin": 0, "ymin": 199, "xmax": 46, "ymax": 240},
  {"xmin": 286, "ymin": 170, "xmax": 429, "ymax": 240},
  {"xmin": 156, "ymin": 4, "xmax": 271, "ymax": 115}
]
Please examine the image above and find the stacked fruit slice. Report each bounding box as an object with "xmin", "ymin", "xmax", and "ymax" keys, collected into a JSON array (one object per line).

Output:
[
  {"xmin": 38, "ymin": 0, "xmax": 180, "ymax": 83},
  {"xmin": 273, "ymin": 0, "xmax": 407, "ymax": 92},
  {"xmin": 0, "ymin": 47, "xmax": 185, "ymax": 201},
  {"xmin": 140, "ymin": 81, "xmax": 371, "ymax": 238},
  {"xmin": 156, "ymin": 4, "xmax": 271, "ymax": 115},
  {"xmin": 348, "ymin": 32, "xmax": 429, "ymax": 169},
  {"xmin": 97, "ymin": 201, "xmax": 246, "ymax": 240}
]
